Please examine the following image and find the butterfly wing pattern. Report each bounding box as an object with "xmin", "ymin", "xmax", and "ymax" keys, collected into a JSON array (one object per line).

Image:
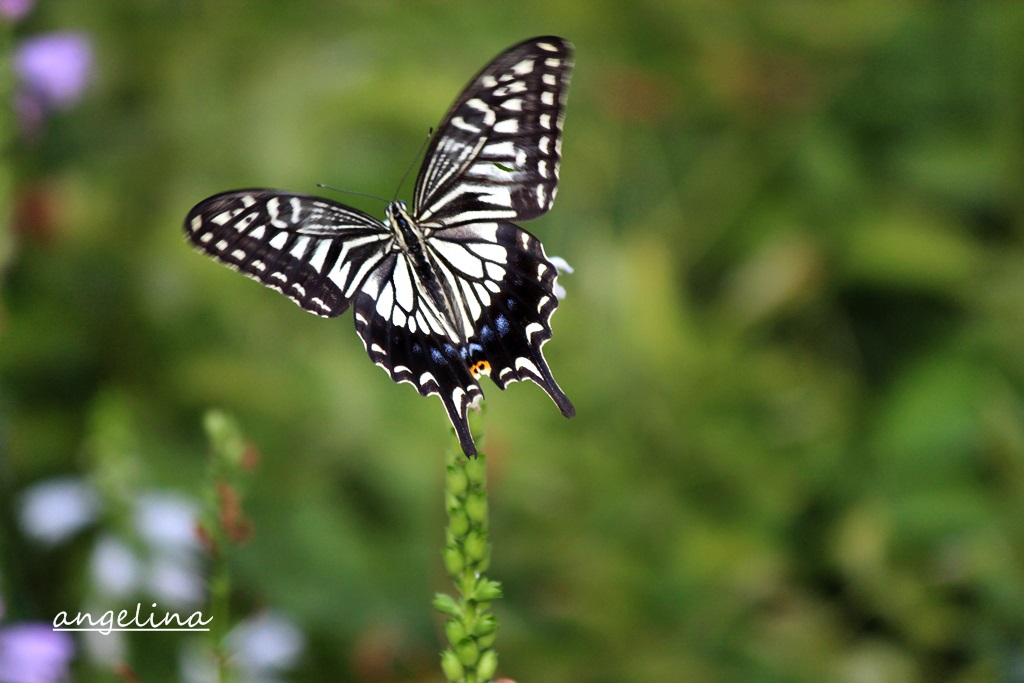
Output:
[{"xmin": 185, "ymin": 37, "xmax": 574, "ymax": 456}]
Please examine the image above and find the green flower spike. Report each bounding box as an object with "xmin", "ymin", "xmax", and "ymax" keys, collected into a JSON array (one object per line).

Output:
[{"xmin": 434, "ymin": 405, "xmax": 503, "ymax": 683}]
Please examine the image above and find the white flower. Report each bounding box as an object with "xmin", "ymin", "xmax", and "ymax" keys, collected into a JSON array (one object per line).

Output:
[
  {"xmin": 549, "ymin": 255, "xmax": 574, "ymax": 300},
  {"xmin": 17, "ymin": 477, "xmax": 98, "ymax": 546},
  {"xmin": 90, "ymin": 535, "xmax": 140, "ymax": 598},
  {"xmin": 146, "ymin": 554, "xmax": 205, "ymax": 607},
  {"xmin": 86, "ymin": 490, "xmax": 205, "ymax": 608},
  {"xmin": 179, "ymin": 612, "xmax": 306, "ymax": 683},
  {"xmin": 227, "ymin": 612, "xmax": 305, "ymax": 675},
  {"xmin": 134, "ymin": 491, "xmax": 200, "ymax": 552}
]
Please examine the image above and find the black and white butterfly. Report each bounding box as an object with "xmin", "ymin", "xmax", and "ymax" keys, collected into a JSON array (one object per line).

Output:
[{"xmin": 184, "ymin": 36, "xmax": 575, "ymax": 456}]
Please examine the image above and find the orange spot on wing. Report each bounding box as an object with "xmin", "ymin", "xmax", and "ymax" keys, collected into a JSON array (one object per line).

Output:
[{"xmin": 470, "ymin": 360, "xmax": 492, "ymax": 378}]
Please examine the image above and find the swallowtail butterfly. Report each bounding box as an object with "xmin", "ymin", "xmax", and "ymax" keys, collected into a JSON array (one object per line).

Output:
[{"xmin": 184, "ymin": 36, "xmax": 575, "ymax": 456}]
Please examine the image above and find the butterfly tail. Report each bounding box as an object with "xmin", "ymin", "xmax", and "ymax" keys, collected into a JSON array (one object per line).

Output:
[
  {"xmin": 439, "ymin": 392, "xmax": 480, "ymax": 457},
  {"xmin": 534, "ymin": 360, "xmax": 575, "ymax": 419}
]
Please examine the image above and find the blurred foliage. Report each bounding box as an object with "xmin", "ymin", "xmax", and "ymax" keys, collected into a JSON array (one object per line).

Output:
[{"xmin": 2, "ymin": 0, "xmax": 1024, "ymax": 681}]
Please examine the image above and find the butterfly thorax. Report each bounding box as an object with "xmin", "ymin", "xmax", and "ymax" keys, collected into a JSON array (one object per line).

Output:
[{"xmin": 386, "ymin": 201, "xmax": 423, "ymax": 256}]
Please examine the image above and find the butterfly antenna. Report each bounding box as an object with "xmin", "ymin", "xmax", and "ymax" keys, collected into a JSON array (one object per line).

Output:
[
  {"xmin": 316, "ymin": 184, "xmax": 389, "ymax": 205},
  {"xmin": 393, "ymin": 128, "xmax": 434, "ymax": 201}
]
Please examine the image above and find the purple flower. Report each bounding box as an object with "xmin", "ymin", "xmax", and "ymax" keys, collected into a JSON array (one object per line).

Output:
[
  {"xmin": 0, "ymin": 0, "xmax": 33, "ymax": 21},
  {"xmin": 15, "ymin": 31, "xmax": 92, "ymax": 110},
  {"xmin": 0, "ymin": 624, "xmax": 74, "ymax": 683}
]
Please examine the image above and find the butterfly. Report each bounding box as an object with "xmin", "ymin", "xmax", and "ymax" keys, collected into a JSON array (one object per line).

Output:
[{"xmin": 184, "ymin": 36, "xmax": 575, "ymax": 456}]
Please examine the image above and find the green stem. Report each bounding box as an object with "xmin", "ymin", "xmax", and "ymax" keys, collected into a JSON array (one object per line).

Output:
[
  {"xmin": 209, "ymin": 554, "xmax": 232, "ymax": 682},
  {"xmin": 201, "ymin": 410, "xmax": 250, "ymax": 683}
]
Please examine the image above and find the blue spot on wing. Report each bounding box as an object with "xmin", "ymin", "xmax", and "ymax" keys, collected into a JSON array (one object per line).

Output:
[{"xmin": 496, "ymin": 315, "xmax": 510, "ymax": 336}]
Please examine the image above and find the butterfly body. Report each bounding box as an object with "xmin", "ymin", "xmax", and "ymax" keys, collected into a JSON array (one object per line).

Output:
[
  {"xmin": 185, "ymin": 37, "xmax": 574, "ymax": 456},
  {"xmin": 385, "ymin": 201, "xmax": 459, "ymax": 338}
]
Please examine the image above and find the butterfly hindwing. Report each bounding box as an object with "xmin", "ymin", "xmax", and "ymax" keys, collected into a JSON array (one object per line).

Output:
[
  {"xmin": 353, "ymin": 252, "xmax": 484, "ymax": 455},
  {"xmin": 185, "ymin": 190, "xmax": 391, "ymax": 317},
  {"xmin": 414, "ymin": 36, "xmax": 573, "ymax": 226},
  {"xmin": 426, "ymin": 222, "xmax": 574, "ymax": 418},
  {"xmin": 350, "ymin": 221, "xmax": 573, "ymax": 455}
]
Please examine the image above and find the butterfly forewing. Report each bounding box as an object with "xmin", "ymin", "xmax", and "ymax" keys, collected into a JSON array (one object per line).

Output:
[
  {"xmin": 186, "ymin": 190, "xmax": 391, "ymax": 317},
  {"xmin": 413, "ymin": 37, "xmax": 573, "ymax": 226}
]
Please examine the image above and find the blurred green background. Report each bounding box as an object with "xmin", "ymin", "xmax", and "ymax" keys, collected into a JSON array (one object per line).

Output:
[{"xmin": 3, "ymin": 1, "xmax": 1024, "ymax": 681}]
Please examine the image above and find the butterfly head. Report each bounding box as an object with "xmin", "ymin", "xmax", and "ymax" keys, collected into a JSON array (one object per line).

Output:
[
  {"xmin": 385, "ymin": 200, "xmax": 410, "ymax": 228},
  {"xmin": 385, "ymin": 200, "xmax": 425, "ymax": 256}
]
